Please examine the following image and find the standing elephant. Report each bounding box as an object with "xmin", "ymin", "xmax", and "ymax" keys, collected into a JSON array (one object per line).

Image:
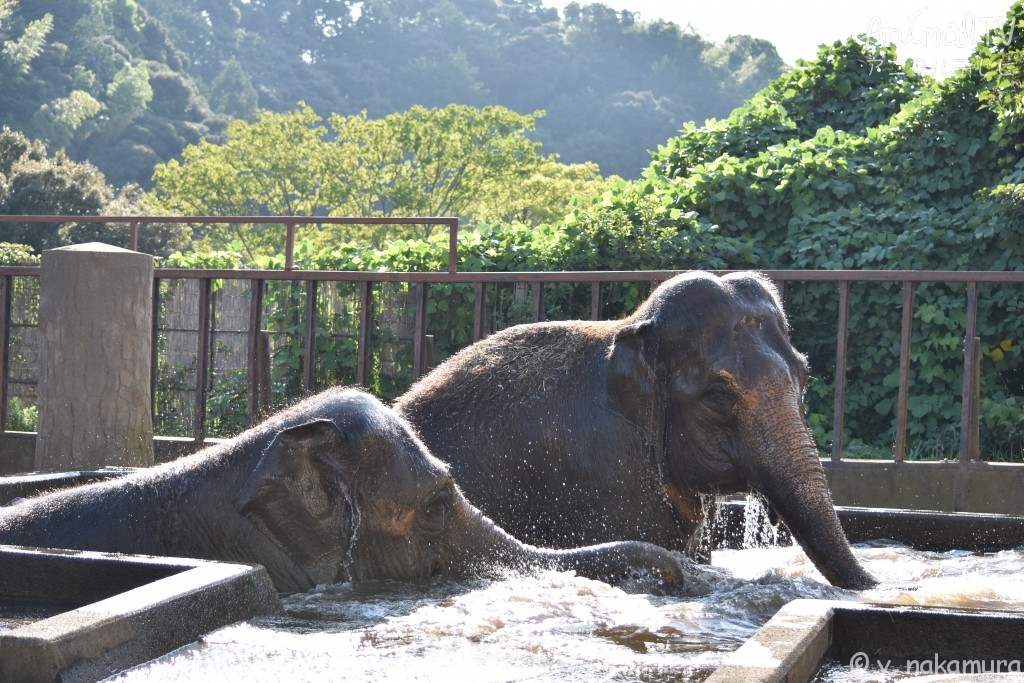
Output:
[
  {"xmin": 0, "ymin": 388, "xmax": 684, "ymax": 593},
  {"xmin": 396, "ymin": 271, "xmax": 875, "ymax": 590}
]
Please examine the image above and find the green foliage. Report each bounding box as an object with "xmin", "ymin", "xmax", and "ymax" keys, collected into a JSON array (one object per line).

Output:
[
  {"xmin": 1, "ymin": 8, "xmax": 52, "ymax": 75},
  {"xmin": 150, "ymin": 103, "xmax": 613, "ymax": 255},
  {"xmin": 326, "ymin": 104, "xmax": 548, "ymax": 221},
  {"xmin": 134, "ymin": 0, "xmax": 780, "ymax": 182},
  {"xmin": 0, "ymin": 236, "xmax": 40, "ymax": 430},
  {"xmin": 6, "ymin": 396, "xmax": 37, "ymax": 431},
  {"xmin": 0, "ymin": 241, "xmax": 38, "ymax": 264},
  {"xmin": 151, "ymin": 104, "xmax": 337, "ymax": 257},
  {"xmin": 0, "ymin": 0, "xmax": 224, "ymax": 189},
  {"xmin": 209, "ymin": 58, "xmax": 258, "ymax": 120},
  {"xmin": 0, "ymin": 127, "xmax": 188, "ymax": 254},
  {"xmin": 105, "ymin": 61, "xmax": 153, "ymax": 119},
  {"xmin": 2, "ymin": 0, "xmax": 784, "ymax": 187},
  {"xmin": 585, "ymin": 9, "xmax": 1024, "ymax": 461}
]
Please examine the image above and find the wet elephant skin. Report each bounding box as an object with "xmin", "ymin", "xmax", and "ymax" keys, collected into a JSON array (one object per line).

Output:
[
  {"xmin": 396, "ymin": 271, "xmax": 876, "ymax": 590},
  {"xmin": 0, "ymin": 388, "xmax": 685, "ymax": 593}
]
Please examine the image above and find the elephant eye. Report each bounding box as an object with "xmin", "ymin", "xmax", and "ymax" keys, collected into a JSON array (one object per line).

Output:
[
  {"xmin": 420, "ymin": 488, "xmax": 451, "ymax": 529},
  {"xmin": 702, "ymin": 383, "xmax": 737, "ymax": 413}
]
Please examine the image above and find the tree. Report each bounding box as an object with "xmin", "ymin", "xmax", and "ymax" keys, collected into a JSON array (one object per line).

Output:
[
  {"xmin": 469, "ymin": 157, "xmax": 614, "ymax": 226},
  {"xmin": 150, "ymin": 102, "xmax": 602, "ymax": 256},
  {"xmin": 106, "ymin": 61, "xmax": 154, "ymax": 120},
  {"xmin": 0, "ymin": 0, "xmax": 224, "ymax": 189},
  {"xmin": 0, "ymin": 127, "xmax": 188, "ymax": 255},
  {"xmin": 0, "ymin": 0, "xmax": 52, "ymax": 77},
  {"xmin": 209, "ymin": 58, "xmax": 258, "ymax": 120},
  {"xmin": 150, "ymin": 103, "xmax": 343, "ymax": 257},
  {"xmin": 326, "ymin": 104, "xmax": 549, "ymax": 223}
]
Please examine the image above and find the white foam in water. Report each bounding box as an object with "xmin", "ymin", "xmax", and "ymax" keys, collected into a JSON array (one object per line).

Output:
[
  {"xmin": 103, "ymin": 544, "xmax": 1024, "ymax": 682},
  {"xmin": 741, "ymin": 492, "xmax": 781, "ymax": 548}
]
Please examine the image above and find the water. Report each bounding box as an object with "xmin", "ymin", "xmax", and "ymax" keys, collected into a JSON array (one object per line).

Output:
[
  {"xmin": 813, "ymin": 543, "xmax": 1024, "ymax": 683},
  {"xmin": 101, "ymin": 542, "xmax": 1024, "ymax": 683}
]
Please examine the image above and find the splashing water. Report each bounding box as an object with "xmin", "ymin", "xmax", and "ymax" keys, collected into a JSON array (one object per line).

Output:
[
  {"xmin": 99, "ymin": 542, "xmax": 1023, "ymax": 683},
  {"xmin": 741, "ymin": 493, "xmax": 781, "ymax": 549}
]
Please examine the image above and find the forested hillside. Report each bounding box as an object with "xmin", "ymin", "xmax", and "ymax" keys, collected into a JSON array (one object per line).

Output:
[{"xmin": 1, "ymin": 0, "xmax": 784, "ymax": 187}]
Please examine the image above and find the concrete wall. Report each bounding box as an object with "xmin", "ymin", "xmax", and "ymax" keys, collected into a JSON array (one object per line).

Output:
[
  {"xmin": 822, "ymin": 460, "xmax": 1024, "ymax": 516},
  {"xmin": 0, "ymin": 432, "xmax": 208, "ymax": 475}
]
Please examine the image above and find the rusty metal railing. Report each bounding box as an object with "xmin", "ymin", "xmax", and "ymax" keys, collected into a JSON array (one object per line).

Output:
[{"xmin": 0, "ymin": 215, "xmax": 1021, "ymax": 461}]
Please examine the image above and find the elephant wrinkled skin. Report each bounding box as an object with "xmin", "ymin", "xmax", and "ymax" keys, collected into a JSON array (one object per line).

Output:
[
  {"xmin": 0, "ymin": 388, "xmax": 685, "ymax": 593},
  {"xmin": 396, "ymin": 271, "xmax": 876, "ymax": 590}
]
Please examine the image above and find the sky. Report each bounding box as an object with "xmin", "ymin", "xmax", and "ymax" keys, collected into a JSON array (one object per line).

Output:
[{"xmin": 541, "ymin": 0, "xmax": 1017, "ymax": 80}]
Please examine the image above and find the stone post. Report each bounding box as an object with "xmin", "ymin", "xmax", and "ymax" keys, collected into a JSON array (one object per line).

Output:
[{"xmin": 35, "ymin": 243, "xmax": 154, "ymax": 470}]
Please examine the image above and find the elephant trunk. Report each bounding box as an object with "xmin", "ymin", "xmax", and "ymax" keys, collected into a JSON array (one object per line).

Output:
[
  {"xmin": 757, "ymin": 451, "xmax": 876, "ymax": 589},
  {"xmin": 745, "ymin": 382, "xmax": 876, "ymax": 590},
  {"xmin": 443, "ymin": 496, "xmax": 685, "ymax": 588},
  {"xmin": 534, "ymin": 541, "xmax": 686, "ymax": 589}
]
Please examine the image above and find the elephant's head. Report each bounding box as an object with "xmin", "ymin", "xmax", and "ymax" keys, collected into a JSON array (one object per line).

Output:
[
  {"xmin": 236, "ymin": 390, "xmax": 685, "ymax": 592},
  {"xmin": 607, "ymin": 271, "xmax": 875, "ymax": 589}
]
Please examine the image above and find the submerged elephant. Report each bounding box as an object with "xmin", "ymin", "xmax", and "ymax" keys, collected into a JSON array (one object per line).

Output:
[
  {"xmin": 0, "ymin": 388, "xmax": 685, "ymax": 593},
  {"xmin": 396, "ymin": 271, "xmax": 875, "ymax": 590}
]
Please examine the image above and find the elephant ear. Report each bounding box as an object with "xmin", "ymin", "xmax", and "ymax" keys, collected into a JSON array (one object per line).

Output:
[
  {"xmin": 606, "ymin": 319, "xmax": 658, "ymax": 426},
  {"xmin": 233, "ymin": 419, "xmax": 353, "ymax": 569}
]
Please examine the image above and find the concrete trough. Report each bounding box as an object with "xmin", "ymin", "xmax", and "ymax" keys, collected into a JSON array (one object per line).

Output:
[
  {"xmin": 835, "ymin": 505, "xmax": 1024, "ymax": 552},
  {"xmin": 707, "ymin": 599, "xmax": 1024, "ymax": 682},
  {"xmin": 0, "ymin": 545, "xmax": 281, "ymax": 683},
  {"xmin": 714, "ymin": 501, "xmax": 1024, "ymax": 553},
  {"xmin": 0, "ymin": 469, "xmax": 132, "ymax": 506}
]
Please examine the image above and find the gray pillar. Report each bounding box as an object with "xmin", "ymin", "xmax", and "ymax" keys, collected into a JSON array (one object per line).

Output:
[{"xmin": 35, "ymin": 243, "xmax": 154, "ymax": 470}]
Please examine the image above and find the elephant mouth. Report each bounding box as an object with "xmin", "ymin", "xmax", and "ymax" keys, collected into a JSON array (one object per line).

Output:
[
  {"xmin": 424, "ymin": 546, "xmax": 444, "ymax": 578},
  {"xmin": 670, "ymin": 451, "xmax": 746, "ymax": 494}
]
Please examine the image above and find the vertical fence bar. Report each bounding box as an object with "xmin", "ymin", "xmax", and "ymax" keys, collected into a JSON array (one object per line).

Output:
[
  {"xmin": 894, "ymin": 281, "xmax": 915, "ymax": 462},
  {"xmin": 255, "ymin": 332, "xmax": 271, "ymax": 422},
  {"xmin": 831, "ymin": 281, "xmax": 851, "ymax": 461},
  {"xmin": 303, "ymin": 280, "xmax": 318, "ymax": 394},
  {"xmin": 473, "ymin": 282, "xmax": 486, "ymax": 342},
  {"xmin": 969, "ymin": 336, "xmax": 981, "ymax": 461},
  {"xmin": 129, "ymin": 220, "xmax": 139, "ymax": 252},
  {"xmin": 532, "ymin": 283, "xmax": 544, "ymax": 323},
  {"xmin": 0, "ymin": 276, "xmax": 11, "ymax": 433},
  {"xmin": 285, "ymin": 222, "xmax": 296, "ymax": 271},
  {"xmin": 150, "ymin": 277, "xmax": 160, "ymax": 428},
  {"xmin": 247, "ymin": 278, "xmax": 265, "ymax": 427},
  {"xmin": 447, "ymin": 218, "xmax": 459, "ymax": 274},
  {"xmin": 959, "ymin": 282, "xmax": 979, "ymax": 463},
  {"xmin": 590, "ymin": 282, "xmax": 602, "ymax": 321},
  {"xmin": 413, "ymin": 283, "xmax": 429, "ymax": 379},
  {"xmin": 194, "ymin": 278, "xmax": 212, "ymax": 444},
  {"xmin": 357, "ymin": 281, "xmax": 373, "ymax": 387}
]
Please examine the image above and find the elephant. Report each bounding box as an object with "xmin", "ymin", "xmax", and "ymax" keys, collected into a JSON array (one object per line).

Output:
[
  {"xmin": 0, "ymin": 387, "xmax": 685, "ymax": 593},
  {"xmin": 395, "ymin": 271, "xmax": 876, "ymax": 590}
]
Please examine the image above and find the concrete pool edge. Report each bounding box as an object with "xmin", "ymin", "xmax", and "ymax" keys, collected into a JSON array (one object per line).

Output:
[
  {"xmin": 0, "ymin": 545, "xmax": 281, "ymax": 683},
  {"xmin": 705, "ymin": 598, "xmax": 835, "ymax": 683},
  {"xmin": 706, "ymin": 599, "xmax": 1024, "ymax": 683}
]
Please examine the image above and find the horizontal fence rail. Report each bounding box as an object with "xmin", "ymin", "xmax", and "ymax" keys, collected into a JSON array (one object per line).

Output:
[{"xmin": 0, "ymin": 215, "xmax": 1022, "ymax": 464}]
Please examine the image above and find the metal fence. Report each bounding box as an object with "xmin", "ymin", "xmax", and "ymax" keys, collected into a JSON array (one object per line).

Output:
[{"xmin": 1, "ymin": 215, "xmax": 1022, "ymax": 463}]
